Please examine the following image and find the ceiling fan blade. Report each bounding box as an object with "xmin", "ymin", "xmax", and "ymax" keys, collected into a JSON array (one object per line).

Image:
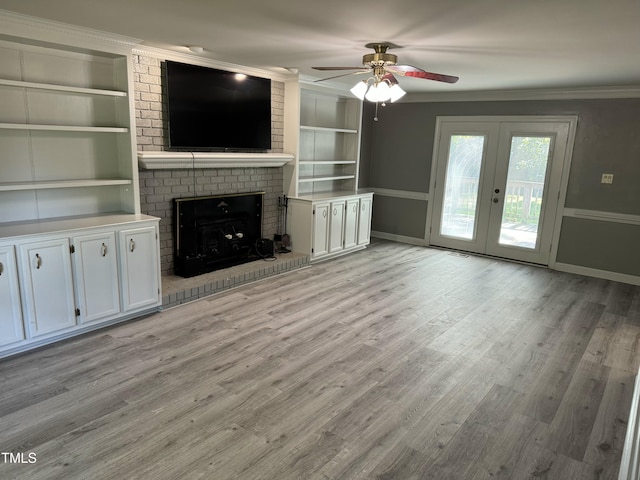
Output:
[
  {"xmin": 312, "ymin": 66, "xmax": 369, "ymax": 71},
  {"xmin": 386, "ymin": 65, "xmax": 459, "ymax": 83},
  {"xmin": 314, "ymin": 70, "xmax": 371, "ymax": 82},
  {"xmin": 381, "ymin": 73, "xmax": 399, "ymax": 85}
]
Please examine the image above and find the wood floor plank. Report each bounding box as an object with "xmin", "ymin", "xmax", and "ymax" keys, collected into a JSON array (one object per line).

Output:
[
  {"xmin": 415, "ymin": 383, "xmax": 524, "ymax": 479},
  {"xmin": 582, "ymin": 366, "xmax": 634, "ymax": 479},
  {"xmin": 1, "ymin": 239, "xmax": 640, "ymax": 480},
  {"xmin": 546, "ymin": 360, "xmax": 610, "ymax": 461}
]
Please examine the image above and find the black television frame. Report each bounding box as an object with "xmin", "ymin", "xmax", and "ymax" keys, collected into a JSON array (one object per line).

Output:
[{"xmin": 165, "ymin": 61, "xmax": 272, "ymax": 151}]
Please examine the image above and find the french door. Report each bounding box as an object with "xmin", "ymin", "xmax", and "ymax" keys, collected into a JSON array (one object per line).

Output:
[{"xmin": 429, "ymin": 117, "xmax": 573, "ymax": 265}]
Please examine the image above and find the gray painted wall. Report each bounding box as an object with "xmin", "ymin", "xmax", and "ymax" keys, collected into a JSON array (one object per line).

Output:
[{"xmin": 360, "ymin": 98, "xmax": 640, "ymax": 278}]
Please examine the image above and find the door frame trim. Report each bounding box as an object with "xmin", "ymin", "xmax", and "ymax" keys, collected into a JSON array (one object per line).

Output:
[{"xmin": 426, "ymin": 115, "xmax": 578, "ymax": 267}]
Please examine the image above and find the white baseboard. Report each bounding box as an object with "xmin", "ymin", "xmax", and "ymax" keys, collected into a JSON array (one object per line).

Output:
[
  {"xmin": 371, "ymin": 231, "xmax": 428, "ymax": 246},
  {"xmin": 619, "ymin": 367, "xmax": 640, "ymax": 480},
  {"xmin": 554, "ymin": 262, "xmax": 640, "ymax": 286}
]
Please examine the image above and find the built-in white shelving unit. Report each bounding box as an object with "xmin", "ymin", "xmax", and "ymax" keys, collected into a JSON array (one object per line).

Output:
[
  {"xmin": 283, "ymin": 80, "xmax": 373, "ymax": 262},
  {"xmin": 0, "ymin": 11, "xmax": 161, "ymax": 359},
  {"xmin": 0, "ymin": 34, "xmax": 139, "ymax": 224},
  {"xmin": 284, "ymin": 82, "xmax": 362, "ymax": 198}
]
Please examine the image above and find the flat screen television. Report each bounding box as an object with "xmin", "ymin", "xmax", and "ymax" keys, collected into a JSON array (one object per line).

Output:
[{"xmin": 165, "ymin": 61, "xmax": 271, "ymax": 150}]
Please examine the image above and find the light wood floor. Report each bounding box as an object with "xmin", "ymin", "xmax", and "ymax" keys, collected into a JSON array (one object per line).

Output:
[{"xmin": 2, "ymin": 239, "xmax": 640, "ymax": 480}]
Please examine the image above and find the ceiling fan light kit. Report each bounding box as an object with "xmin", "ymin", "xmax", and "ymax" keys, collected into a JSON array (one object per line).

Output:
[
  {"xmin": 314, "ymin": 43, "xmax": 458, "ymax": 105},
  {"xmin": 351, "ymin": 78, "xmax": 407, "ymax": 103}
]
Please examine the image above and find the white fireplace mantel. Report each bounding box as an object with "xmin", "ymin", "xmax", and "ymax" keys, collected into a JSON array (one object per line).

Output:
[{"xmin": 137, "ymin": 151, "xmax": 294, "ymax": 169}]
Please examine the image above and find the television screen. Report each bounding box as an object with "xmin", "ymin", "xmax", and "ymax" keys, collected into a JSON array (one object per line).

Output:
[{"xmin": 165, "ymin": 61, "xmax": 271, "ymax": 150}]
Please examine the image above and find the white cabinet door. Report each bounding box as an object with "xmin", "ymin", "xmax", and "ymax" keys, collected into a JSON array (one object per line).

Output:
[
  {"xmin": 0, "ymin": 245, "xmax": 25, "ymax": 346},
  {"xmin": 312, "ymin": 202, "xmax": 330, "ymax": 258},
  {"xmin": 357, "ymin": 196, "xmax": 373, "ymax": 246},
  {"xmin": 119, "ymin": 226, "xmax": 160, "ymax": 312},
  {"xmin": 19, "ymin": 238, "xmax": 76, "ymax": 338},
  {"xmin": 72, "ymin": 232, "xmax": 120, "ymax": 324},
  {"xmin": 329, "ymin": 200, "xmax": 346, "ymax": 253},
  {"xmin": 344, "ymin": 198, "xmax": 359, "ymax": 249}
]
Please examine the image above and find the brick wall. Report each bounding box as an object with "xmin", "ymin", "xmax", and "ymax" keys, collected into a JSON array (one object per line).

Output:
[{"xmin": 133, "ymin": 53, "xmax": 285, "ymax": 275}]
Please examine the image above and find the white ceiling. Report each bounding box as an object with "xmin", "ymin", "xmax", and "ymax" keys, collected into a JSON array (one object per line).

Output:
[{"xmin": 0, "ymin": 0, "xmax": 639, "ymax": 94}]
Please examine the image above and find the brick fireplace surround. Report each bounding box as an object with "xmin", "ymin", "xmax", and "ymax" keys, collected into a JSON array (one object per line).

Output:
[
  {"xmin": 133, "ymin": 53, "xmax": 308, "ymax": 307},
  {"xmin": 134, "ymin": 53, "xmax": 287, "ymax": 276}
]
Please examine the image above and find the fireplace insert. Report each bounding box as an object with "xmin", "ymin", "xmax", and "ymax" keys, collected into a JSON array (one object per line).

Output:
[{"xmin": 174, "ymin": 192, "xmax": 264, "ymax": 277}]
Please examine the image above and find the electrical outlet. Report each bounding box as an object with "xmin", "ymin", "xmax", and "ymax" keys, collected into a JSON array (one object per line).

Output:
[{"xmin": 601, "ymin": 173, "xmax": 614, "ymax": 184}]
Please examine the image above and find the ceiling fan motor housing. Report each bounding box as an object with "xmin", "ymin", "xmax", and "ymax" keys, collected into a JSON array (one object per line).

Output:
[
  {"xmin": 362, "ymin": 44, "xmax": 397, "ymax": 77},
  {"xmin": 362, "ymin": 51, "xmax": 397, "ymax": 66},
  {"xmin": 362, "ymin": 44, "xmax": 397, "ymax": 66}
]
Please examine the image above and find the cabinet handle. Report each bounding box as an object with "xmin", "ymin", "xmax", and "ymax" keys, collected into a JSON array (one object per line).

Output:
[
  {"xmin": 333, "ymin": 208, "xmax": 337, "ymax": 216},
  {"xmin": 130, "ymin": 239, "xmax": 135, "ymax": 252},
  {"xmin": 353, "ymin": 205, "xmax": 357, "ymax": 213},
  {"xmin": 102, "ymin": 243, "xmax": 108, "ymax": 257},
  {"xmin": 35, "ymin": 253, "xmax": 42, "ymax": 269},
  {"xmin": 0, "ymin": 262, "xmax": 3, "ymax": 276},
  {"xmin": 322, "ymin": 210, "xmax": 327, "ymax": 218},
  {"xmin": 362, "ymin": 204, "xmax": 365, "ymax": 211}
]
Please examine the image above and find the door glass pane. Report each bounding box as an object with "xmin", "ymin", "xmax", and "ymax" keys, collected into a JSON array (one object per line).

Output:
[
  {"xmin": 440, "ymin": 135, "xmax": 485, "ymax": 239},
  {"xmin": 499, "ymin": 136, "xmax": 551, "ymax": 248}
]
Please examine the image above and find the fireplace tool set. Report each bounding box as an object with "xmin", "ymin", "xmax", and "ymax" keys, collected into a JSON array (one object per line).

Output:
[{"xmin": 276, "ymin": 195, "xmax": 291, "ymax": 253}]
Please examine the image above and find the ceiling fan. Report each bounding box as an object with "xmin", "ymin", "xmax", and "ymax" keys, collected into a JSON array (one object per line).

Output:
[{"xmin": 312, "ymin": 43, "xmax": 459, "ymax": 104}]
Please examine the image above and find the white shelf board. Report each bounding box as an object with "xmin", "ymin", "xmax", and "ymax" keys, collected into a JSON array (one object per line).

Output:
[
  {"xmin": 0, "ymin": 213, "xmax": 158, "ymax": 240},
  {"xmin": 293, "ymin": 191, "xmax": 374, "ymax": 201},
  {"xmin": 138, "ymin": 151, "xmax": 295, "ymax": 169},
  {"xmin": 299, "ymin": 160, "xmax": 356, "ymax": 165},
  {"xmin": 300, "ymin": 125, "xmax": 358, "ymax": 134},
  {"xmin": 0, "ymin": 179, "xmax": 132, "ymax": 192},
  {"xmin": 0, "ymin": 123, "xmax": 128, "ymax": 133},
  {"xmin": 298, "ymin": 175, "xmax": 355, "ymax": 183},
  {"xmin": 0, "ymin": 78, "xmax": 127, "ymax": 97}
]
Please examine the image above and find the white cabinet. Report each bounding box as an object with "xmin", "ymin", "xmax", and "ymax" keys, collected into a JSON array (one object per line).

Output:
[
  {"xmin": 18, "ymin": 238, "xmax": 77, "ymax": 338},
  {"xmin": 72, "ymin": 232, "xmax": 120, "ymax": 324},
  {"xmin": 0, "ymin": 215, "xmax": 161, "ymax": 358},
  {"xmin": 329, "ymin": 200, "xmax": 346, "ymax": 254},
  {"xmin": 0, "ymin": 246, "xmax": 24, "ymax": 346},
  {"xmin": 283, "ymin": 81, "xmax": 372, "ymax": 262},
  {"xmin": 357, "ymin": 195, "xmax": 373, "ymax": 246},
  {"xmin": 344, "ymin": 198, "xmax": 360, "ymax": 249},
  {"xmin": 119, "ymin": 226, "xmax": 160, "ymax": 312},
  {"xmin": 288, "ymin": 193, "xmax": 373, "ymax": 262},
  {"xmin": 311, "ymin": 202, "xmax": 330, "ymax": 259}
]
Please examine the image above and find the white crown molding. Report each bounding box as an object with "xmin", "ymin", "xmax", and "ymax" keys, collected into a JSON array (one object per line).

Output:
[
  {"xmin": 138, "ymin": 151, "xmax": 294, "ymax": 170},
  {"xmin": 0, "ymin": 9, "xmax": 141, "ymax": 52},
  {"xmin": 133, "ymin": 45, "xmax": 292, "ymax": 82},
  {"xmin": 405, "ymin": 85, "xmax": 640, "ymax": 103},
  {"xmin": 299, "ymin": 74, "xmax": 353, "ymax": 95}
]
